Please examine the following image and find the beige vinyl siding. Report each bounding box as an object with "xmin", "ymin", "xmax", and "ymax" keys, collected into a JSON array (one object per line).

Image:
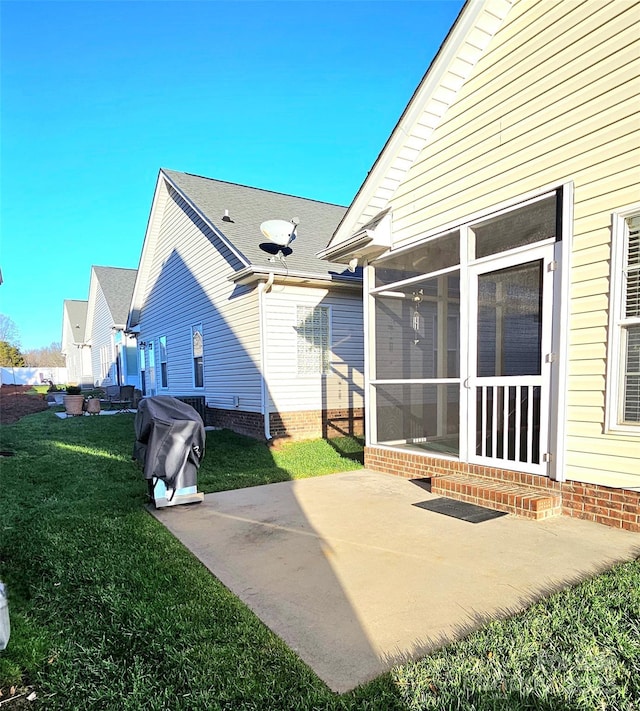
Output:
[
  {"xmin": 139, "ymin": 187, "xmax": 262, "ymax": 410},
  {"xmin": 391, "ymin": 1, "xmax": 638, "ymax": 239},
  {"xmin": 264, "ymin": 285, "xmax": 364, "ymax": 413},
  {"xmin": 383, "ymin": 0, "xmax": 640, "ymax": 484}
]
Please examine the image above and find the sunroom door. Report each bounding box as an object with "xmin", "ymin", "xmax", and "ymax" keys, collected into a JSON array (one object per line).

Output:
[{"xmin": 467, "ymin": 244, "xmax": 555, "ymax": 475}]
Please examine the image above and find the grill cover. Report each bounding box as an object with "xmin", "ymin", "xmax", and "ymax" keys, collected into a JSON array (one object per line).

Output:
[{"xmin": 133, "ymin": 396, "xmax": 205, "ymax": 499}]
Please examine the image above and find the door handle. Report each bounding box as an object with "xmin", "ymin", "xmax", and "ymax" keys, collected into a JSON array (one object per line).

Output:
[{"xmin": 463, "ymin": 377, "xmax": 472, "ymax": 389}]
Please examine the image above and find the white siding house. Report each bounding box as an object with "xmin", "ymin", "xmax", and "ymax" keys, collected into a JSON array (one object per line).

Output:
[
  {"xmin": 61, "ymin": 299, "xmax": 92, "ymax": 387},
  {"xmin": 85, "ymin": 266, "xmax": 139, "ymax": 388},
  {"xmin": 321, "ymin": 0, "xmax": 640, "ymax": 530},
  {"xmin": 127, "ymin": 169, "xmax": 364, "ymax": 440}
]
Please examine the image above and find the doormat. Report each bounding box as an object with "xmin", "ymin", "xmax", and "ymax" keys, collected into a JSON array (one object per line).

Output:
[{"xmin": 413, "ymin": 497, "xmax": 507, "ymax": 523}]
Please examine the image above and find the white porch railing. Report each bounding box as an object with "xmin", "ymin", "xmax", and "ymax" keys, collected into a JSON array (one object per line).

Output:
[{"xmin": 474, "ymin": 379, "xmax": 542, "ymax": 472}]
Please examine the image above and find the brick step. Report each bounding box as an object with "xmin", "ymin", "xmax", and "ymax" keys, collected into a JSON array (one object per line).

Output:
[{"xmin": 431, "ymin": 474, "xmax": 562, "ymax": 521}]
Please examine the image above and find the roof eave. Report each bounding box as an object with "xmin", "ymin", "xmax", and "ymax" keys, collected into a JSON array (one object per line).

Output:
[
  {"xmin": 317, "ymin": 229, "xmax": 392, "ymax": 263},
  {"xmin": 326, "ymin": 0, "xmax": 511, "ymax": 250},
  {"xmin": 231, "ymin": 266, "xmax": 362, "ymax": 288}
]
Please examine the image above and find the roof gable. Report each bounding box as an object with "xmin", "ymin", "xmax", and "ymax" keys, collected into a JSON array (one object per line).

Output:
[
  {"xmin": 63, "ymin": 299, "xmax": 88, "ymax": 343},
  {"xmin": 163, "ymin": 170, "xmax": 349, "ymax": 275},
  {"xmin": 129, "ymin": 169, "xmax": 355, "ymax": 327},
  {"xmin": 324, "ymin": 0, "xmax": 513, "ymax": 258},
  {"xmin": 93, "ymin": 266, "xmax": 138, "ymax": 326},
  {"xmin": 86, "ymin": 266, "xmax": 137, "ymax": 338}
]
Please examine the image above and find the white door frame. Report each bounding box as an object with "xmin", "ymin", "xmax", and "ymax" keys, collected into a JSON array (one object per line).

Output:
[{"xmin": 466, "ymin": 241, "xmax": 556, "ymax": 476}]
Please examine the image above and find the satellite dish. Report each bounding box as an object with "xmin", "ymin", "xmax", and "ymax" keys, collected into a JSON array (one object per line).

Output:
[{"xmin": 260, "ymin": 219, "xmax": 297, "ymax": 247}]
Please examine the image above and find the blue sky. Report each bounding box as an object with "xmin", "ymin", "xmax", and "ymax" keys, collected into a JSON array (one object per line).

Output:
[{"xmin": 1, "ymin": 0, "xmax": 464, "ymax": 350}]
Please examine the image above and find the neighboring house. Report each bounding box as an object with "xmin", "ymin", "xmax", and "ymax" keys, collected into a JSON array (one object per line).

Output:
[
  {"xmin": 61, "ymin": 299, "xmax": 92, "ymax": 386},
  {"xmin": 320, "ymin": 0, "xmax": 640, "ymax": 530},
  {"xmin": 86, "ymin": 266, "xmax": 139, "ymax": 387},
  {"xmin": 127, "ymin": 169, "xmax": 364, "ymax": 441}
]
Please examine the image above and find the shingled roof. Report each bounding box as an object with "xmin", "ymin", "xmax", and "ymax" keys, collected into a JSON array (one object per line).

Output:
[
  {"xmin": 162, "ymin": 169, "xmax": 356, "ymax": 282},
  {"xmin": 63, "ymin": 299, "xmax": 88, "ymax": 343},
  {"xmin": 92, "ymin": 266, "xmax": 137, "ymax": 327}
]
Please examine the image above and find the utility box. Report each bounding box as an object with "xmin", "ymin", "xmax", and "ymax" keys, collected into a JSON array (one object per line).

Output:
[{"xmin": 133, "ymin": 396, "xmax": 205, "ymax": 508}]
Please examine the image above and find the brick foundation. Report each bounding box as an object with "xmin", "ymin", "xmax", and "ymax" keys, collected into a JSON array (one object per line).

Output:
[
  {"xmin": 365, "ymin": 445, "xmax": 640, "ymax": 532},
  {"xmin": 205, "ymin": 407, "xmax": 265, "ymax": 439},
  {"xmin": 205, "ymin": 406, "xmax": 364, "ymax": 442}
]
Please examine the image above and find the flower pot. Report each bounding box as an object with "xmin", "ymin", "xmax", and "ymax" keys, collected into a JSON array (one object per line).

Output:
[
  {"xmin": 84, "ymin": 398, "xmax": 101, "ymax": 415},
  {"xmin": 63, "ymin": 394, "xmax": 85, "ymax": 417}
]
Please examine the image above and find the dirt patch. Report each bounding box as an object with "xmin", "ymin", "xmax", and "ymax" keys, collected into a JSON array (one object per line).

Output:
[
  {"xmin": 0, "ymin": 685, "xmax": 38, "ymax": 709},
  {"xmin": 0, "ymin": 385, "xmax": 49, "ymax": 425}
]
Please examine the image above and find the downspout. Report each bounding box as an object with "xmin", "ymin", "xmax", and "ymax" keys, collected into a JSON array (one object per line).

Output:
[{"xmin": 258, "ymin": 273, "xmax": 275, "ymax": 441}]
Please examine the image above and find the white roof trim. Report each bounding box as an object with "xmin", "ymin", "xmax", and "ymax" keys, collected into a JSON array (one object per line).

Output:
[
  {"xmin": 326, "ymin": 0, "xmax": 513, "ymax": 254},
  {"xmin": 231, "ymin": 265, "xmax": 361, "ymax": 288},
  {"xmin": 128, "ymin": 172, "xmax": 170, "ymax": 329},
  {"xmin": 161, "ymin": 171, "xmax": 250, "ymax": 268},
  {"xmin": 128, "ymin": 169, "xmax": 252, "ymax": 329}
]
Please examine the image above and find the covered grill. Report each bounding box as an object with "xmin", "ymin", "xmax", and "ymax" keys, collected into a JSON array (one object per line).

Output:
[{"xmin": 133, "ymin": 396, "xmax": 205, "ymax": 508}]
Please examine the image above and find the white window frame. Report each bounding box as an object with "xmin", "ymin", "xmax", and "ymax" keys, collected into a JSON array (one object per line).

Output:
[
  {"xmin": 100, "ymin": 344, "xmax": 110, "ymax": 383},
  {"xmin": 606, "ymin": 203, "xmax": 640, "ymax": 434},
  {"xmin": 296, "ymin": 305, "xmax": 331, "ymax": 376},
  {"xmin": 192, "ymin": 324, "xmax": 204, "ymax": 389},
  {"xmin": 159, "ymin": 335, "xmax": 168, "ymax": 389},
  {"xmin": 139, "ymin": 346, "xmax": 146, "ymax": 395},
  {"xmin": 147, "ymin": 341, "xmax": 156, "ymax": 396}
]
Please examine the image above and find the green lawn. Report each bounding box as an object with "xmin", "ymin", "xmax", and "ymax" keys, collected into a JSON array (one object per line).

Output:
[{"xmin": 1, "ymin": 411, "xmax": 638, "ymax": 710}]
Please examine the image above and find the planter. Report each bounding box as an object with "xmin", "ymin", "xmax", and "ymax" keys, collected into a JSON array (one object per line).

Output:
[
  {"xmin": 84, "ymin": 398, "xmax": 101, "ymax": 415},
  {"xmin": 63, "ymin": 394, "xmax": 85, "ymax": 417}
]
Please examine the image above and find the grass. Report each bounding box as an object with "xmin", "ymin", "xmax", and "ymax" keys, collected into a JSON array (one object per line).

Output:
[{"xmin": 1, "ymin": 411, "xmax": 639, "ymax": 710}]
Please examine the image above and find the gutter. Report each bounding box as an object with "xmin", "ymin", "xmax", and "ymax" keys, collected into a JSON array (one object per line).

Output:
[
  {"xmin": 231, "ymin": 266, "xmax": 362, "ymax": 288},
  {"xmin": 258, "ymin": 273, "xmax": 275, "ymax": 441},
  {"xmin": 316, "ymin": 229, "xmax": 375, "ymax": 263}
]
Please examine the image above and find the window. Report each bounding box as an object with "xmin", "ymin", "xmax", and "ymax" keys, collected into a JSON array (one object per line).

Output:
[
  {"xmin": 192, "ymin": 324, "xmax": 204, "ymax": 388},
  {"xmin": 159, "ymin": 336, "xmax": 168, "ymax": 388},
  {"xmin": 296, "ymin": 306, "xmax": 330, "ymax": 375},
  {"xmin": 147, "ymin": 342, "xmax": 155, "ymax": 396},
  {"xmin": 608, "ymin": 209, "xmax": 640, "ymax": 430},
  {"xmin": 139, "ymin": 346, "xmax": 146, "ymax": 395},
  {"xmin": 100, "ymin": 345, "xmax": 110, "ymax": 383},
  {"xmin": 471, "ymin": 194, "xmax": 558, "ymax": 259}
]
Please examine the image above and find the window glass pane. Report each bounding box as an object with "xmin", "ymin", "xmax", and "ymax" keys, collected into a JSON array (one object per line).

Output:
[
  {"xmin": 148, "ymin": 347, "xmax": 155, "ymax": 393},
  {"xmin": 192, "ymin": 326, "xmax": 203, "ymax": 358},
  {"xmin": 159, "ymin": 336, "xmax": 167, "ymax": 361},
  {"xmin": 192, "ymin": 325, "xmax": 203, "ymax": 387},
  {"xmin": 375, "ymin": 383, "xmax": 459, "ymax": 455},
  {"xmin": 297, "ymin": 306, "xmax": 329, "ymax": 375},
  {"xmin": 194, "ymin": 357, "xmax": 203, "ymax": 388},
  {"xmin": 126, "ymin": 346, "xmax": 138, "ymax": 375},
  {"xmin": 625, "ymin": 216, "xmax": 640, "ymax": 318},
  {"xmin": 624, "ymin": 324, "xmax": 640, "ymax": 423},
  {"xmin": 472, "ymin": 195, "xmax": 557, "ymax": 259},
  {"xmin": 477, "ymin": 261, "xmax": 543, "ymax": 377},
  {"xmin": 375, "ymin": 232, "xmax": 459, "ymax": 287},
  {"xmin": 375, "ymin": 273, "xmax": 460, "ymax": 380}
]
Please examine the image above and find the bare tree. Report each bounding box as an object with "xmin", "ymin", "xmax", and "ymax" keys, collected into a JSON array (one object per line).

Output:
[
  {"xmin": 0, "ymin": 314, "xmax": 20, "ymax": 346},
  {"xmin": 22, "ymin": 342, "xmax": 65, "ymax": 367}
]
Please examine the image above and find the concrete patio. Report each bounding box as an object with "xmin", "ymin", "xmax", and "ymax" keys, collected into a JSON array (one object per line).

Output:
[{"xmin": 150, "ymin": 469, "xmax": 640, "ymax": 693}]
